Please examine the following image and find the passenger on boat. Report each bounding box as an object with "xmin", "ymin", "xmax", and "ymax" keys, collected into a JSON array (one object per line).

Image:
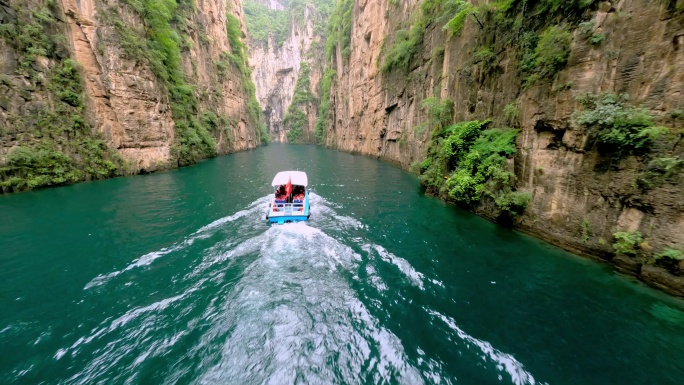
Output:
[
  {"xmin": 274, "ymin": 186, "xmax": 286, "ymax": 211},
  {"xmin": 275, "ymin": 185, "xmax": 285, "ymax": 199}
]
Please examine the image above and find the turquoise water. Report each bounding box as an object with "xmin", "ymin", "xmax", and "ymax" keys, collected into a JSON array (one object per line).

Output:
[{"xmin": 1, "ymin": 143, "xmax": 683, "ymax": 384}]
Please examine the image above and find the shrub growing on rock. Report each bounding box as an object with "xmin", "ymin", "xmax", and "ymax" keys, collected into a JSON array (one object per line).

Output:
[
  {"xmin": 654, "ymin": 248, "xmax": 684, "ymax": 262},
  {"xmin": 612, "ymin": 230, "xmax": 643, "ymax": 256},
  {"xmin": 417, "ymin": 119, "xmax": 530, "ymax": 218},
  {"xmin": 574, "ymin": 93, "xmax": 668, "ymax": 155}
]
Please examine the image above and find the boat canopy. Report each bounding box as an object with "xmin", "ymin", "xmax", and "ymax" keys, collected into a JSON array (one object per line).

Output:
[{"xmin": 271, "ymin": 171, "xmax": 308, "ymax": 187}]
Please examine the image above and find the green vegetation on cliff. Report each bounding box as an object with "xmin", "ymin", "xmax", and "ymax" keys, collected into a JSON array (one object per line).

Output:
[
  {"xmin": 635, "ymin": 157, "xmax": 684, "ymax": 191},
  {"xmin": 415, "ymin": 100, "xmax": 529, "ymax": 219},
  {"xmin": 520, "ymin": 25, "xmax": 573, "ymax": 85},
  {"xmin": 325, "ymin": 0, "xmax": 353, "ymax": 60},
  {"xmin": 245, "ymin": 0, "xmax": 334, "ymax": 47},
  {"xmin": 612, "ymin": 230, "xmax": 644, "ymax": 257},
  {"xmin": 226, "ymin": 13, "xmax": 270, "ymax": 143},
  {"xmin": 0, "ymin": 2, "xmax": 123, "ymax": 192},
  {"xmin": 314, "ymin": 68, "xmax": 335, "ymax": 144},
  {"xmin": 573, "ymin": 93, "xmax": 668, "ymax": 155},
  {"xmin": 613, "ymin": 230, "xmax": 684, "ymax": 276},
  {"xmin": 284, "ymin": 64, "xmax": 315, "ymax": 143},
  {"xmin": 381, "ymin": 0, "xmax": 450, "ymax": 73},
  {"xmin": 244, "ymin": 0, "xmax": 333, "ymax": 144},
  {"xmin": 244, "ymin": 0, "xmax": 289, "ymax": 46},
  {"xmin": 109, "ymin": 0, "xmax": 217, "ymax": 165},
  {"xmin": 105, "ymin": 0, "xmax": 268, "ymax": 163},
  {"xmin": 382, "ymin": 0, "xmax": 598, "ymax": 84}
]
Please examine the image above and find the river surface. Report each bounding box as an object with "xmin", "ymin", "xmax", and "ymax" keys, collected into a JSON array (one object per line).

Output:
[{"xmin": 1, "ymin": 143, "xmax": 684, "ymax": 385}]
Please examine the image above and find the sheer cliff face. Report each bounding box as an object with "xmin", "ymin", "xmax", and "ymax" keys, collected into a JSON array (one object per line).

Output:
[
  {"xmin": 58, "ymin": 0, "xmax": 175, "ymax": 171},
  {"xmin": 0, "ymin": 0, "xmax": 260, "ymax": 180},
  {"xmin": 326, "ymin": 0, "xmax": 427, "ymax": 161},
  {"xmin": 61, "ymin": 0, "xmax": 259, "ymax": 170},
  {"xmin": 329, "ymin": 1, "xmax": 684, "ymax": 294},
  {"xmin": 248, "ymin": 1, "xmax": 321, "ymax": 142}
]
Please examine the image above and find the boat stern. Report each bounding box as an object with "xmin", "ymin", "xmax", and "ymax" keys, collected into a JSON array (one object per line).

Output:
[{"xmin": 266, "ymin": 191, "xmax": 310, "ymax": 224}]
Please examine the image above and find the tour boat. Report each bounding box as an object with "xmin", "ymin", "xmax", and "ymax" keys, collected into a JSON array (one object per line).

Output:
[{"xmin": 266, "ymin": 171, "xmax": 310, "ymax": 224}]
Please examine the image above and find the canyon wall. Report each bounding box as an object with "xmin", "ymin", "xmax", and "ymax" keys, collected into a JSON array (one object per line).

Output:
[
  {"xmin": 246, "ymin": 0, "xmax": 328, "ymax": 143},
  {"xmin": 325, "ymin": 0, "xmax": 684, "ymax": 295},
  {"xmin": 0, "ymin": 0, "xmax": 263, "ymax": 192}
]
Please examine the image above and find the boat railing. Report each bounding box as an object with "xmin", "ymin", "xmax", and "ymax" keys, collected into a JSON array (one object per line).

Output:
[{"xmin": 272, "ymin": 200, "xmax": 305, "ymax": 213}]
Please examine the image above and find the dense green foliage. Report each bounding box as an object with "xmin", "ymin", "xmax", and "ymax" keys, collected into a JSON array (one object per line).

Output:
[
  {"xmin": 494, "ymin": 190, "xmax": 533, "ymax": 219},
  {"xmin": 314, "ymin": 68, "xmax": 336, "ymax": 144},
  {"xmin": 442, "ymin": 0, "xmax": 477, "ymax": 34},
  {"xmin": 0, "ymin": 4, "xmax": 123, "ymax": 192},
  {"xmin": 50, "ymin": 59, "xmax": 84, "ymax": 107},
  {"xmin": 285, "ymin": 64, "xmax": 315, "ymax": 143},
  {"xmin": 244, "ymin": 0, "xmax": 289, "ymax": 45},
  {"xmin": 526, "ymin": 25, "xmax": 572, "ymax": 84},
  {"xmin": 417, "ymin": 115, "xmax": 528, "ymax": 218},
  {"xmin": 573, "ymin": 93, "xmax": 668, "ymax": 155},
  {"xmin": 245, "ymin": 0, "xmax": 334, "ymax": 47},
  {"xmin": 612, "ymin": 230, "xmax": 643, "ymax": 256},
  {"xmin": 414, "ymin": 97, "xmax": 454, "ymax": 134},
  {"xmin": 1, "ymin": 146, "xmax": 79, "ymax": 189},
  {"xmin": 503, "ymin": 103, "xmax": 520, "ymax": 126},
  {"xmin": 325, "ymin": 0, "xmax": 354, "ymax": 60},
  {"xmin": 516, "ymin": 23, "xmax": 575, "ymax": 85},
  {"xmin": 381, "ymin": 28, "xmax": 422, "ymax": 73}
]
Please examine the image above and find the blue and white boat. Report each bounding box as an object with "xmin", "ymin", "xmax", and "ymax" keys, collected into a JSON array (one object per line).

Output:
[{"xmin": 266, "ymin": 171, "xmax": 310, "ymax": 224}]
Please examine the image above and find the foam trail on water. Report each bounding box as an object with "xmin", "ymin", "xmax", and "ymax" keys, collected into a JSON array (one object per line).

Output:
[
  {"xmin": 310, "ymin": 194, "xmax": 435, "ymax": 292},
  {"xmin": 58, "ymin": 218, "xmax": 426, "ymax": 385},
  {"xmin": 428, "ymin": 309, "xmax": 544, "ymax": 385},
  {"xmin": 362, "ymin": 244, "xmax": 425, "ymax": 290},
  {"xmin": 195, "ymin": 222, "xmax": 424, "ymax": 385},
  {"xmin": 307, "ymin": 193, "xmax": 367, "ymax": 231},
  {"xmin": 63, "ymin": 193, "xmax": 518, "ymax": 385}
]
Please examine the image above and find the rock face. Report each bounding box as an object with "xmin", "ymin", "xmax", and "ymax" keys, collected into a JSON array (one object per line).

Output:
[
  {"xmin": 326, "ymin": 0, "xmax": 428, "ymax": 162},
  {"xmin": 0, "ymin": 0, "xmax": 262, "ymax": 190},
  {"xmin": 325, "ymin": 0, "xmax": 684, "ymax": 295},
  {"xmin": 247, "ymin": 0, "xmax": 323, "ymax": 142},
  {"xmin": 60, "ymin": 0, "xmax": 176, "ymax": 171},
  {"xmin": 62, "ymin": 0, "xmax": 262, "ymax": 168}
]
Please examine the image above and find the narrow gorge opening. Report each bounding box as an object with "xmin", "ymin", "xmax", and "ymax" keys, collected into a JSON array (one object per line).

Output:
[{"xmin": 244, "ymin": 0, "xmax": 337, "ymax": 144}]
